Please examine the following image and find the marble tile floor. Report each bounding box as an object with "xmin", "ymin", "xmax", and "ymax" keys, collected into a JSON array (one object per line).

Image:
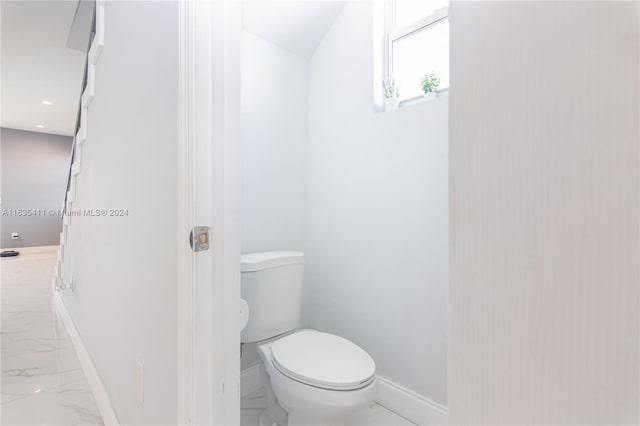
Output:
[
  {"xmin": 241, "ymin": 388, "xmax": 416, "ymax": 426},
  {"xmin": 1, "ymin": 246, "xmax": 103, "ymax": 425}
]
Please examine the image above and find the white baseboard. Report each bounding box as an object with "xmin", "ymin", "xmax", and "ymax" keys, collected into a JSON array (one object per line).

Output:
[
  {"xmin": 375, "ymin": 375, "xmax": 448, "ymax": 426},
  {"xmin": 54, "ymin": 293, "xmax": 120, "ymax": 426},
  {"xmin": 241, "ymin": 363, "xmax": 263, "ymax": 397}
]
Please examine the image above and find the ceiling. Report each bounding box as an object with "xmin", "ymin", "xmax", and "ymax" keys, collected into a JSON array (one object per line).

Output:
[
  {"xmin": 242, "ymin": 1, "xmax": 345, "ymax": 58},
  {"xmin": 1, "ymin": 1, "xmax": 87, "ymax": 137}
]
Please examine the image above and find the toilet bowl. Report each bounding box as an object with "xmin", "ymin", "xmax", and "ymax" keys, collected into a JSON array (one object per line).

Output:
[
  {"xmin": 256, "ymin": 330, "xmax": 378, "ymax": 426},
  {"xmin": 241, "ymin": 252, "xmax": 378, "ymax": 426}
]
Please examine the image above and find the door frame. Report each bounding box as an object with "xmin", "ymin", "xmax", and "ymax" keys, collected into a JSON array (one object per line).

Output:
[{"xmin": 177, "ymin": 1, "xmax": 242, "ymax": 424}]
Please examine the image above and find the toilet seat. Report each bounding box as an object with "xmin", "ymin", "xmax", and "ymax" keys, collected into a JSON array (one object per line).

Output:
[{"xmin": 269, "ymin": 330, "xmax": 376, "ymax": 391}]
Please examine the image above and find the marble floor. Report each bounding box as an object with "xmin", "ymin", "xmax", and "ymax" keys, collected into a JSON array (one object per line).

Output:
[
  {"xmin": 241, "ymin": 388, "xmax": 416, "ymax": 426},
  {"xmin": 1, "ymin": 246, "xmax": 103, "ymax": 425}
]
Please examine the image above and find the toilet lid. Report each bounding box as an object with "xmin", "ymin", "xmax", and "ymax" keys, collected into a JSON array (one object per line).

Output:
[{"xmin": 270, "ymin": 330, "xmax": 376, "ymax": 390}]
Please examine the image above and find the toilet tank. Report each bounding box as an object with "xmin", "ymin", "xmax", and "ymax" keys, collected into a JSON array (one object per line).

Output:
[{"xmin": 241, "ymin": 251, "xmax": 304, "ymax": 343}]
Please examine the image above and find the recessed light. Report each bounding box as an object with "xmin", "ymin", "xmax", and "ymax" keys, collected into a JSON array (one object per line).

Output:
[
  {"xmin": 36, "ymin": 124, "xmax": 45, "ymax": 129},
  {"xmin": 41, "ymin": 100, "xmax": 52, "ymax": 106}
]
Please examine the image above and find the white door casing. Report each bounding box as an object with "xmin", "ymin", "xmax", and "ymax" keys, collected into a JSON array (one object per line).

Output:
[{"xmin": 177, "ymin": 1, "xmax": 242, "ymax": 425}]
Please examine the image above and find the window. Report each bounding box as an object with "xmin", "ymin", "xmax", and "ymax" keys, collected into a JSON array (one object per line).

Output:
[{"xmin": 388, "ymin": 0, "xmax": 449, "ymax": 101}]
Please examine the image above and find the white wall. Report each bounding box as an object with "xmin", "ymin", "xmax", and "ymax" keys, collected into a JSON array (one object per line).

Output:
[
  {"xmin": 60, "ymin": 2, "xmax": 178, "ymax": 424},
  {"xmin": 241, "ymin": 31, "xmax": 308, "ymax": 255},
  {"xmin": 449, "ymin": 2, "xmax": 639, "ymax": 424},
  {"xmin": 241, "ymin": 30, "xmax": 308, "ymax": 369},
  {"xmin": 307, "ymin": 2, "xmax": 449, "ymax": 406}
]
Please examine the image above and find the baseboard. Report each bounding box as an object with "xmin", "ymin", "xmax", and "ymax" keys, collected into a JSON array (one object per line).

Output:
[
  {"xmin": 375, "ymin": 375, "xmax": 448, "ymax": 426},
  {"xmin": 54, "ymin": 293, "xmax": 120, "ymax": 426},
  {"xmin": 241, "ymin": 363, "xmax": 263, "ymax": 397}
]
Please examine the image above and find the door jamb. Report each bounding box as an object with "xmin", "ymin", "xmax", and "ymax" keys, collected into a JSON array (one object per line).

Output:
[{"xmin": 177, "ymin": 1, "xmax": 242, "ymax": 424}]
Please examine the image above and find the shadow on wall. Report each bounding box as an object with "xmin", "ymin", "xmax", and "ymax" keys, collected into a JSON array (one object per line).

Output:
[{"xmin": 1, "ymin": 127, "xmax": 73, "ymax": 248}]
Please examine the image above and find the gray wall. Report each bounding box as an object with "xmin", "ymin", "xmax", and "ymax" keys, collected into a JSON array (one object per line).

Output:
[{"xmin": 1, "ymin": 127, "xmax": 72, "ymax": 248}]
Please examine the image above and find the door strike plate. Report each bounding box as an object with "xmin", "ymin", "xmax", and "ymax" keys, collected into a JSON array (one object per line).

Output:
[{"xmin": 190, "ymin": 226, "xmax": 210, "ymax": 252}]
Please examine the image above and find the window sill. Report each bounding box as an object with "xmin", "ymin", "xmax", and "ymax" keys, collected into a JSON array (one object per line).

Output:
[
  {"xmin": 376, "ymin": 88, "xmax": 449, "ymax": 114},
  {"xmin": 399, "ymin": 87, "xmax": 449, "ymax": 108}
]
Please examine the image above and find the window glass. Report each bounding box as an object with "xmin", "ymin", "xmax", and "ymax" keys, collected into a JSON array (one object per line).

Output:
[
  {"xmin": 394, "ymin": 0, "xmax": 448, "ymax": 29},
  {"xmin": 392, "ymin": 18, "xmax": 449, "ymax": 100}
]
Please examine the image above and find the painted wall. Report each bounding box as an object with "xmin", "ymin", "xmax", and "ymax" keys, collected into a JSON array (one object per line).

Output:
[
  {"xmin": 449, "ymin": 1, "xmax": 639, "ymax": 424},
  {"xmin": 0, "ymin": 127, "xmax": 72, "ymax": 248},
  {"xmin": 307, "ymin": 2, "xmax": 449, "ymax": 406},
  {"xmin": 240, "ymin": 30, "xmax": 309, "ymax": 369},
  {"xmin": 241, "ymin": 31, "xmax": 307, "ymax": 255},
  {"xmin": 240, "ymin": 1, "xmax": 448, "ymax": 406},
  {"xmin": 59, "ymin": 2, "xmax": 178, "ymax": 424}
]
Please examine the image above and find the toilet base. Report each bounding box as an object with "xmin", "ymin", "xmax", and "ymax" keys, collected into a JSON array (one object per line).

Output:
[
  {"xmin": 260, "ymin": 364, "xmax": 288, "ymax": 425},
  {"xmin": 256, "ymin": 332, "xmax": 378, "ymax": 426}
]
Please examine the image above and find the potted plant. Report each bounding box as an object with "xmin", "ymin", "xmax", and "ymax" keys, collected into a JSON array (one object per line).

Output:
[
  {"xmin": 382, "ymin": 77, "xmax": 400, "ymax": 111},
  {"xmin": 420, "ymin": 71, "xmax": 440, "ymax": 101}
]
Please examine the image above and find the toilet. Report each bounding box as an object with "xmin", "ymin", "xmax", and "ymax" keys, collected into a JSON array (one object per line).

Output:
[{"xmin": 241, "ymin": 251, "xmax": 378, "ymax": 426}]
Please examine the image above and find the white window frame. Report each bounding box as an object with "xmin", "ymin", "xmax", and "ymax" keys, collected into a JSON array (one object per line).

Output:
[{"xmin": 386, "ymin": 1, "xmax": 449, "ymax": 103}]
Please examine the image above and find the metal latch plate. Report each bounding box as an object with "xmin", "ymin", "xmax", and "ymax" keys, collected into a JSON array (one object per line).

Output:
[{"xmin": 190, "ymin": 226, "xmax": 210, "ymax": 252}]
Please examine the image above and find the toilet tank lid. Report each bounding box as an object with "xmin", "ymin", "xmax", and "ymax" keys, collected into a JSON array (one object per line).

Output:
[{"xmin": 241, "ymin": 251, "xmax": 304, "ymax": 272}]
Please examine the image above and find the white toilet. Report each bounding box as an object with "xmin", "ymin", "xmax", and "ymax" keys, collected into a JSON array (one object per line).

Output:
[{"xmin": 241, "ymin": 251, "xmax": 378, "ymax": 426}]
